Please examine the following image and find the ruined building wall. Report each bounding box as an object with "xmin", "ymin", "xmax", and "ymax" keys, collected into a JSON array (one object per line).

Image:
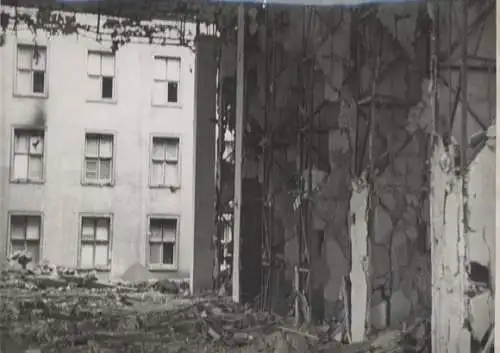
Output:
[
  {"xmin": 236, "ymin": 3, "xmax": 433, "ymax": 322},
  {"xmin": 222, "ymin": 0, "xmax": 495, "ymax": 338}
]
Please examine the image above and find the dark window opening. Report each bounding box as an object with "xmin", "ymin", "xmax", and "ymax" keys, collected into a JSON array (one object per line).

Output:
[
  {"xmin": 167, "ymin": 82, "xmax": 178, "ymax": 103},
  {"xmin": 33, "ymin": 71, "xmax": 45, "ymax": 93},
  {"xmin": 162, "ymin": 243, "xmax": 174, "ymax": 264},
  {"xmin": 101, "ymin": 76, "xmax": 113, "ymax": 99}
]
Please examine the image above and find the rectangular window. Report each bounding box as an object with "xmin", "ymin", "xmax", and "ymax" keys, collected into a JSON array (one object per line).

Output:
[
  {"xmin": 16, "ymin": 44, "xmax": 47, "ymax": 96},
  {"xmin": 152, "ymin": 57, "xmax": 180, "ymax": 105},
  {"xmin": 84, "ymin": 133, "xmax": 114, "ymax": 185},
  {"xmin": 9, "ymin": 214, "xmax": 42, "ymax": 264},
  {"xmin": 150, "ymin": 137, "xmax": 180, "ymax": 187},
  {"xmin": 87, "ymin": 51, "xmax": 115, "ymax": 100},
  {"xmin": 148, "ymin": 218, "xmax": 177, "ymax": 267},
  {"xmin": 79, "ymin": 216, "xmax": 111, "ymax": 269},
  {"xmin": 12, "ymin": 129, "xmax": 44, "ymax": 183}
]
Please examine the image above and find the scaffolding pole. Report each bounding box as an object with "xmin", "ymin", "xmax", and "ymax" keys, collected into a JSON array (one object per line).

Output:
[{"xmin": 232, "ymin": 3, "xmax": 245, "ymax": 303}]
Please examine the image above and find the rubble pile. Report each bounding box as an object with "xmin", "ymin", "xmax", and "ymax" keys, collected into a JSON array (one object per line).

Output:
[{"xmin": 0, "ymin": 254, "xmax": 429, "ymax": 353}]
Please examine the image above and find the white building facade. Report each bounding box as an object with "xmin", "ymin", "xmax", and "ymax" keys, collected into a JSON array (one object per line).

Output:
[{"xmin": 0, "ymin": 7, "xmax": 203, "ymax": 283}]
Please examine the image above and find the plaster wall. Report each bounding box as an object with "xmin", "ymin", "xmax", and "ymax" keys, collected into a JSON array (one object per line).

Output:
[{"xmin": 0, "ymin": 13, "xmax": 197, "ymax": 280}]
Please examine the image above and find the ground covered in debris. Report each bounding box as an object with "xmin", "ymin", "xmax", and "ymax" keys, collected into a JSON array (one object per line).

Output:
[{"xmin": 0, "ymin": 262, "xmax": 429, "ymax": 353}]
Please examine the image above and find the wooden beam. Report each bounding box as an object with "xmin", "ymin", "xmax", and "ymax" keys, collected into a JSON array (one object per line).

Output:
[{"xmin": 232, "ymin": 3, "xmax": 245, "ymax": 304}]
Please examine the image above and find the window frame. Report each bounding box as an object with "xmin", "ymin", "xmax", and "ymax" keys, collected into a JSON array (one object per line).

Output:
[
  {"xmin": 82, "ymin": 131, "xmax": 116, "ymax": 187},
  {"xmin": 86, "ymin": 50, "xmax": 117, "ymax": 103},
  {"xmin": 13, "ymin": 43, "xmax": 49, "ymax": 98},
  {"xmin": 7, "ymin": 211, "xmax": 44, "ymax": 264},
  {"xmin": 77, "ymin": 213, "xmax": 113, "ymax": 271},
  {"xmin": 146, "ymin": 214, "xmax": 180, "ymax": 271},
  {"xmin": 151, "ymin": 55, "xmax": 182, "ymax": 107},
  {"xmin": 149, "ymin": 134, "xmax": 181, "ymax": 189},
  {"xmin": 10, "ymin": 126, "xmax": 47, "ymax": 184}
]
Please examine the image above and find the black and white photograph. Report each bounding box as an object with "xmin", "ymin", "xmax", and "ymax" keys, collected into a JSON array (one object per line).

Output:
[{"xmin": 0, "ymin": 0, "xmax": 496, "ymax": 352}]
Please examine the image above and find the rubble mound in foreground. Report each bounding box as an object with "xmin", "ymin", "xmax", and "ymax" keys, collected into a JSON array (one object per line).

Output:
[{"xmin": 0, "ymin": 261, "xmax": 429, "ymax": 353}]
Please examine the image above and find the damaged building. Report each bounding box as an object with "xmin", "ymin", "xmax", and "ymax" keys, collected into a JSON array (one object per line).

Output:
[
  {"xmin": 212, "ymin": 0, "xmax": 496, "ymax": 352},
  {"xmin": 0, "ymin": 0, "xmax": 495, "ymax": 352}
]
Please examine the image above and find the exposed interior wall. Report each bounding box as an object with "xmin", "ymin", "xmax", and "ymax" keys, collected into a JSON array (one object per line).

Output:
[
  {"xmin": 219, "ymin": 1, "xmax": 495, "ymax": 344},
  {"xmin": 234, "ymin": 4, "xmax": 433, "ymax": 323}
]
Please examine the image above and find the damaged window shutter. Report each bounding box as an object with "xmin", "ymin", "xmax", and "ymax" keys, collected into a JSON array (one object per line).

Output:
[
  {"xmin": 165, "ymin": 163, "xmax": 179, "ymax": 186},
  {"xmin": 101, "ymin": 54, "xmax": 115, "ymax": 77},
  {"xmin": 151, "ymin": 162, "xmax": 164, "ymax": 185},
  {"xmin": 11, "ymin": 217, "xmax": 26, "ymax": 240},
  {"xmin": 29, "ymin": 135, "xmax": 43, "ymax": 155},
  {"xmin": 99, "ymin": 137, "xmax": 113, "ymax": 158},
  {"xmin": 87, "ymin": 52, "xmax": 101, "ymax": 76},
  {"xmin": 99, "ymin": 159, "xmax": 112, "ymax": 182},
  {"xmin": 32, "ymin": 48, "xmax": 46, "ymax": 71},
  {"xmin": 162, "ymin": 243, "xmax": 174, "ymax": 265},
  {"xmin": 94, "ymin": 245, "xmax": 108, "ymax": 267},
  {"xmin": 95, "ymin": 219, "xmax": 109, "ymax": 241},
  {"xmin": 85, "ymin": 159, "xmax": 98, "ymax": 181},
  {"xmin": 13, "ymin": 155, "xmax": 29, "ymax": 180},
  {"xmin": 28, "ymin": 156, "xmax": 43, "ymax": 180},
  {"xmin": 165, "ymin": 139, "xmax": 179, "ymax": 161},
  {"xmin": 80, "ymin": 244, "xmax": 94, "ymax": 268},
  {"xmin": 14, "ymin": 134, "xmax": 29, "ymax": 154},
  {"xmin": 149, "ymin": 244, "xmax": 162, "ymax": 264},
  {"xmin": 153, "ymin": 57, "xmax": 167, "ymax": 80},
  {"xmin": 27, "ymin": 242, "xmax": 40, "ymax": 263},
  {"xmin": 152, "ymin": 140, "xmax": 166, "ymax": 161},
  {"xmin": 166, "ymin": 58, "xmax": 180, "ymax": 82},
  {"xmin": 85, "ymin": 137, "xmax": 99, "ymax": 157},
  {"xmin": 11, "ymin": 241, "xmax": 25, "ymax": 254},
  {"xmin": 81, "ymin": 219, "xmax": 95, "ymax": 241},
  {"xmin": 25, "ymin": 217, "xmax": 40, "ymax": 240},
  {"xmin": 17, "ymin": 46, "xmax": 32, "ymax": 70},
  {"xmin": 162, "ymin": 221, "xmax": 176, "ymax": 242}
]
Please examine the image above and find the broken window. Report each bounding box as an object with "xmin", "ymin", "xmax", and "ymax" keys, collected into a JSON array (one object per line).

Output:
[
  {"xmin": 84, "ymin": 134, "xmax": 114, "ymax": 185},
  {"xmin": 16, "ymin": 44, "xmax": 47, "ymax": 96},
  {"xmin": 150, "ymin": 137, "xmax": 180, "ymax": 187},
  {"xmin": 9, "ymin": 214, "xmax": 42, "ymax": 264},
  {"xmin": 148, "ymin": 218, "xmax": 177, "ymax": 267},
  {"xmin": 87, "ymin": 51, "xmax": 115, "ymax": 100},
  {"xmin": 12, "ymin": 129, "xmax": 44, "ymax": 182},
  {"xmin": 80, "ymin": 217, "xmax": 111, "ymax": 269},
  {"xmin": 152, "ymin": 56, "xmax": 180, "ymax": 105}
]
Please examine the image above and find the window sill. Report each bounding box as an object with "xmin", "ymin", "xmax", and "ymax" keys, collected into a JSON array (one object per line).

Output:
[
  {"xmin": 13, "ymin": 92, "xmax": 48, "ymax": 99},
  {"xmin": 86, "ymin": 98, "xmax": 118, "ymax": 105},
  {"xmin": 149, "ymin": 185, "xmax": 180, "ymax": 191},
  {"xmin": 151, "ymin": 102, "xmax": 183, "ymax": 109},
  {"xmin": 78, "ymin": 267, "xmax": 111, "ymax": 273},
  {"xmin": 10, "ymin": 179, "xmax": 45, "ymax": 185},
  {"xmin": 147, "ymin": 265, "xmax": 178, "ymax": 272},
  {"xmin": 82, "ymin": 181, "xmax": 115, "ymax": 188}
]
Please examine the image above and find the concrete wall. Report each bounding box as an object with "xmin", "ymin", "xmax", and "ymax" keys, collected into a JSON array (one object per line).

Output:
[{"xmin": 0, "ymin": 10, "xmax": 197, "ymax": 280}]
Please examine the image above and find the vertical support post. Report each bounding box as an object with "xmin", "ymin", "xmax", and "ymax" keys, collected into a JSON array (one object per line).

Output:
[
  {"xmin": 460, "ymin": 0, "xmax": 469, "ymax": 220},
  {"xmin": 232, "ymin": 3, "xmax": 245, "ymax": 304},
  {"xmin": 214, "ymin": 33, "xmax": 223, "ymax": 291},
  {"xmin": 349, "ymin": 185, "xmax": 369, "ymax": 342},
  {"xmin": 294, "ymin": 264, "xmax": 300, "ymax": 327},
  {"xmin": 459, "ymin": 5, "xmax": 471, "ymax": 352}
]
